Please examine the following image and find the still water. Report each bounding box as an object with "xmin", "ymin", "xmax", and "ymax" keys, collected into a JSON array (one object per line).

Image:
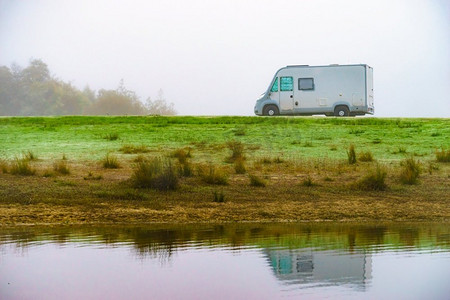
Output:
[{"xmin": 1, "ymin": 223, "xmax": 449, "ymax": 300}]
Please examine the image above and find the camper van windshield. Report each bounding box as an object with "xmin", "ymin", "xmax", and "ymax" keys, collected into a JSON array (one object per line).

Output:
[{"xmin": 270, "ymin": 78, "xmax": 278, "ymax": 92}]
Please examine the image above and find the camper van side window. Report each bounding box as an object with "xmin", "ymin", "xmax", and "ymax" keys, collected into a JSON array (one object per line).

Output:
[
  {"xmin": 270, "ymin": 78, "xmax": 279, "ymax": 92},
  {"xmin": 280, "ymin": 77, "xmax": 293, "ymax": 91},
  {"xmin": 298, "ymin": 78, "xmax": 314, "ymax": 90}
]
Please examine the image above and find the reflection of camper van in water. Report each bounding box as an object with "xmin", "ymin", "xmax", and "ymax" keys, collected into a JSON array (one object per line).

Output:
[{"xmin": 265, "ymin": 249, "xmax": 372, "ymax": 289}]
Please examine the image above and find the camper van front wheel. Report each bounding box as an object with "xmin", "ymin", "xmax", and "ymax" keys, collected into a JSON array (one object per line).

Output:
[
  {"xmin": 263, "ymin": 105, "xmax": 279, "ymax": 116},
  {"xmin": 334, "ymin": 106, "xmax": 350, "ymax": 117}
]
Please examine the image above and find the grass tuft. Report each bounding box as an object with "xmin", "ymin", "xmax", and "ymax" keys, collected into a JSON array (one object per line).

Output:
[
  {"xmin": 84, "ymin": 171, "xmax": 103, "ymax": 180},
  {"xmin": 358, "ymin": 151, "xmax": 374, "ymax": 162},
  {"xmin": 172, "ymin": 148, "xmax": 192, "ymax": 164},
  {"xmin": 10, "ymin": 158, "xmax": 36, "ymax": 176},
  {"xmin": 233, "ymin": 127, "xmax": 246, "ymax": 136},
  {"xmin": 393, "ymin": 147, "xmax": 407, "ymax": 154},
  {"xmin": 178, "ymin": 161, "xmax": 193, "ymax": 177},
  {"xmin": 234, "ymin": 157, "xmax": 246, "ymax": 174},
  {"xmin": 353, "ymin": 165, "xmax": 387, "ymax": 191},
  {"xmin": 42, "ymin": 169, "xmax": 54, "ymax": 177},
  {"xmin": 302, "ymin": 176, "xmax": 316, "ymax": 187},
  {"xmin": 249, "ymin": 174, "xmax": 266, "ymax": 187},
  {"xmin": 226, "ymin": 140, "xmax": 245, "ymax": 163},
  {"xmin": 24, "ymin": 150, "xmax": 38, "ymax": 161},
  {"xmin": 212, "ymin": 191, "xmax": 225, "ymax": 202},
  {"xmin": 0, "ymin": 159, "xmax": 8, "ymax": 173},
  {"xmin": 102, "ymin": 153, "xmax": 120, "ymax": 169},
  {"xmin": 435, "ymin": 148, "xmax": 450, "ymax": 162},
  {"xmin": 200, "ymin": 165, "xmax": 229, "ymax": 185},
  {"xmin": 132, "ymin": 158, "xmax": 178, "ymax": 190},
  {"xmin": 349, "ymin": 129, "xmax": 365, "ymax": 135},
  {"xmin": 53, "ymin": 160, "xmax": 71, "ymax": 175},
  {"xmin": 347, "ymin": 144, "xmax": 357, "ymax": 165},
  {"xmin": 399, "ymin": 157, "xmax": 421, "ymax": 185},
  {"xmin": 372, "ymin": 139, "xmax": 382, "ymax": 144},
  {"xmin": 120, "ymin": 144, "xmax": 150, "ymax": 154},
  {"xmin": 104, "ymin": 133, "xmax": 119, "ymax": 141}
]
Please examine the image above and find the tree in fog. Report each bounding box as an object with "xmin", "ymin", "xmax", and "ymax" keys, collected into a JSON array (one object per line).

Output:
[
  {"xmin": 87, "ymin": 80, "xmax": 147, "ymax": 115},
  {"xmin": 0, "ymin": 59, "xmax": 177, "ymax": 116},
  {"xmin": 145, "ymin": 89, "xmax": 177, "ymax": 115},
  {"xmin": 0, "ymin": 66, "xmax": 18, "ymax": 115}
]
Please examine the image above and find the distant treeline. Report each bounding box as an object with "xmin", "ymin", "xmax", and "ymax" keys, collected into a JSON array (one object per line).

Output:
[{"xmin": 0, "ymin": 59, "xmax": 176, "ymax": 116}]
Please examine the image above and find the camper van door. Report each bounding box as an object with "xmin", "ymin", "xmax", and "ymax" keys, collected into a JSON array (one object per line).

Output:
[{"xmin": 279, "ymin": 76, "xmax": 294, "ymax": 112}]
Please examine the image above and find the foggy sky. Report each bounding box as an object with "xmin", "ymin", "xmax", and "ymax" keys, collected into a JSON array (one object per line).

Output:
[{"xmin": 0, "ymin": 0, "xmax": 449, "ymax": 117}]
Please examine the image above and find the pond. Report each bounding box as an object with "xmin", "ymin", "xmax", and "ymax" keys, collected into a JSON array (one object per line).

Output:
[{"xmin": 1, "ymin": 223, "xmax": 449, "ymax": 299}]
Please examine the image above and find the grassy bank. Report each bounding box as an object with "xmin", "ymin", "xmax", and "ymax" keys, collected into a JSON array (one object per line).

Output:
[{"xmin": 0, "ymin": 116, "xmax": 449, "ymax": 225}]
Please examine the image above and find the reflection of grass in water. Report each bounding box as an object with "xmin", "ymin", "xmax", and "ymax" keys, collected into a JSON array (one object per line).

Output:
[{"xmin": 1, "ymin": 223, "xmax": 448, "ymax": 255}]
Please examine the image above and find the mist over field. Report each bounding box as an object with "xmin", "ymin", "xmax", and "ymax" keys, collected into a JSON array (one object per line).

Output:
[{"xmin": 0, "ymin": 0, "xmax": 449, "ymax": 116}]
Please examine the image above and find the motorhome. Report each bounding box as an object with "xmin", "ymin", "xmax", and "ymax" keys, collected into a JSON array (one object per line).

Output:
[{"xmin": 254, "ymin": 64, "xmax": 374, "ymax": 116}]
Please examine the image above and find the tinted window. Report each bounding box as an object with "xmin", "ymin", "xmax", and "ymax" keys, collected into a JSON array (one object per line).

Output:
[
  {"xmin": 280, "ymin": 77, "xmax": 293, "ymax": 91},
  {"xmin": 270, "ymin": 77, "xmax": 278, "ymax": 92},
  {"xmin": 299, "ymin": 78, "xmax": 314, "ymax": 90}
]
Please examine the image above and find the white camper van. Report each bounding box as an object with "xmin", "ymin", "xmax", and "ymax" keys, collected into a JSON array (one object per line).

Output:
[{"xmin": 254, "ymin": 64, "xmax": 374, "ymax": 116}]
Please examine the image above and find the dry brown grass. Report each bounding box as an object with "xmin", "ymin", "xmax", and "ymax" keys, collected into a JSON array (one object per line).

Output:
[{"xmin": 0, "ymin": 154, "xmax": 449, "ymax": 225}]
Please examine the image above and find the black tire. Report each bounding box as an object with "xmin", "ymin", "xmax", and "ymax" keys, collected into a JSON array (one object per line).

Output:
[
  {"xmin": 334, "ymin": 105, "xmax": 350, "ymax": 117},
  {"xmin": 263, "ymin": 105, "xmax": 279, "ymax": 116}
]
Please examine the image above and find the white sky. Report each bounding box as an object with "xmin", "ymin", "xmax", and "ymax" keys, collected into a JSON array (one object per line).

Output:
[{"xmin": 0, "ymin": 0, "xmax": 449, "ymax": 116}]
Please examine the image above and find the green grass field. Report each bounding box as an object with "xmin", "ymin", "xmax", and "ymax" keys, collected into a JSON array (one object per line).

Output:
[
  {"xmin": 0, "ymin": 116, "xmax": 448, "ymax": 162},
  {"xmin": 0, "ymin": 116, "xmax": 449, "ymax": 225}
]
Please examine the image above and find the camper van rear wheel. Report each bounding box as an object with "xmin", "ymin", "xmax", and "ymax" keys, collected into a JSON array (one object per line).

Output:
[
  {"xmin": 263, "ymin": 105, "xmax": 279, "ymax": 116},
  {"xmin": 334, "ymin": 106, "xmax": 349, "ymax": 117}
]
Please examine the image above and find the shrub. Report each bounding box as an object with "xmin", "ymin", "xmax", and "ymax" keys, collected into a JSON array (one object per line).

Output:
[
  {"xmin": 213, "ymin": 191, "xmax": 225, "ymax": 203},
  {"xmin": 200, "ymin": 165, "xmax": 228, "ymax": 185},
  {"xmin": 226, "ymin": 141, "xmax": 244, "ymax": 162},
  {"xmin": 10, "ymin": 158, "xmax": 35, "ymax": 176},
  {"xmin": 249, "ymin": 174, "xmax": 266, "ymax": 187},
  {"xmin": 234, "ymin": 157, "xmax": 246, "ymax": 174},
  {"xmin": 347, "ymin": 144, "xmax": 357, "ymax": 164},
  {"xmin": 102, "ymin": 154, "xmax": 120, "ymax": 169},
  {"xmin": 132, "ymin": 158, "xmax": 178, "ymax": 190},
  {"xmin": 436, "ymin": 149, "xmax": 450, "ymax": 162},
  {"xmin": 358, "ymin": 151, "xmax": 374, "ymax": 162},
  {"xmin": 399, "ymin": 157, "xmax": 421, "ymax": 185},
  {"xmin": 353, "ymin": 165, "xmax": 387, "ymax": 191},
  {"xmin": 53, "ymin": 160, "xmax": 71, "ymax": 175}
]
